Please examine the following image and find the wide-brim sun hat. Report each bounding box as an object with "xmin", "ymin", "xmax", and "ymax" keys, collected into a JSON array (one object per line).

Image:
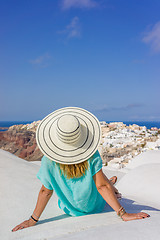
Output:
[{"xmin": 36, "ymin": 107, "xmax": 101, "ymax": 164}]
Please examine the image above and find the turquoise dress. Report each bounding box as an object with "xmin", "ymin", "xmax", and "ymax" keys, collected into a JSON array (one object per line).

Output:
[{"xmin": 36, "ymin": 150, "xmax": 106, "ymax": 216}]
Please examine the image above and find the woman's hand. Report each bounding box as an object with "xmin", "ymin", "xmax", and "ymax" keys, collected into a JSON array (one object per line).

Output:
[
  {"xmin": 121, "ymin": 212, "xmax": 150, "ymax": 222},
  {"xmin": 11, "ymin": 185, "xmax": 53, "ymax": 232},
  {"xmin": 11, "ymin": 218, "xmax": 37, "ymax": 232}
]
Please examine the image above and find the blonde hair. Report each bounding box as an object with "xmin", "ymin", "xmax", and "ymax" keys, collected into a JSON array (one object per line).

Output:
[{"xmin": 56, "ymin": 160, "xmax": 89, "ymax": 179}]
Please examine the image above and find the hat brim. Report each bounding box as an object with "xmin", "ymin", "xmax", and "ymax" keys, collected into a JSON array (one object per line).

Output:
[{"xmin": 36, "ymin": 107, "xmax": 101, "ymax": 164}]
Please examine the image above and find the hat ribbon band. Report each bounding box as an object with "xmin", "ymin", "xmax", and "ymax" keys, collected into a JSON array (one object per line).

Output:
[{"xmin": 56, "ymin": 127, "xmax": 81, "ymax": 144}]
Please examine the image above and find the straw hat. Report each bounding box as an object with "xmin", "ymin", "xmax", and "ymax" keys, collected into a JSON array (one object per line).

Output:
[{"xmin": 36, "ymin": 107, "xmax": 101, "ymax": 164}]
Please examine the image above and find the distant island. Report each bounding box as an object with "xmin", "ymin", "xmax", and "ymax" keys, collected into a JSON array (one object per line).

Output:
[{"xmin": 0, "ymin": 127, "xmax": 9, "ymax": 131}]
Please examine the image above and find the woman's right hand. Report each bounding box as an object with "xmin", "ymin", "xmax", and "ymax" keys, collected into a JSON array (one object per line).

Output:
[
  {"xmin": 121, "ymin": 212, "xmax": 150, "ymax": 221},
  {"xmin": 11, "ymin": 218, "xmax": 37, "ymax": 232}
]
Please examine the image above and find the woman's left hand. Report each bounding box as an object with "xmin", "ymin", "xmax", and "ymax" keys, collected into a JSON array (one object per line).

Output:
[{"xmin": 11, "ymin": 218, "xmax": 37, "ymax": 232}]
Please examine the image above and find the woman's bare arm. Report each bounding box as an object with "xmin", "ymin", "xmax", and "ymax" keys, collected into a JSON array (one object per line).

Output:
[
  {"xmin": 93, "ymin": 170, "xmax": 122, "ymax": 212},
  {"xmin": 32, "ymin": 185, "xmax": 53, "ymax": 219},
  {"xmin": 93, "ymin": 169, "xmax": 150, "ymax": 221},
  {"xmin": 104, "ymin": 173, "xmax": 121, "ymax": 198},
  {"xmin": 12, "ymin": 185, "xmax": 53, "ymax": 232}
]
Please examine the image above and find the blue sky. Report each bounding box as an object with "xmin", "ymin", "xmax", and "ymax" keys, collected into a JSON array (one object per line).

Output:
[{"xmin": 0, "ymin": 0, "xmax": 160, "ymax": 121}]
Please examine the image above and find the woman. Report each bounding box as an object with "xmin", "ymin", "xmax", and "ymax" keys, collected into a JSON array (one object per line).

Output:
[{"xmin": 12, "ymin": 107, "xmax": 149, "ymax": 232}]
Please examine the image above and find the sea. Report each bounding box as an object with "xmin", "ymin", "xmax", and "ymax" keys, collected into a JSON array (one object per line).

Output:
[{"xmin": 0, "ymin": 120, "xmax": 160, "ymax": 132}]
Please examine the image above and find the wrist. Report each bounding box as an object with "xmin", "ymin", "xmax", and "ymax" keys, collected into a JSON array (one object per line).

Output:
[
  {"xmin": 121, "ymin": 212, "xmax": 128, "ymax": 222},
  {"xmin": 29, "ymin": 217, "xmax": 37, "ymax": 226},
  {"xmin": 32, "ymin": 212, "xmax": 40, "ymax": 220},
  {"xmin": 117, "ymin": 206, "xmax": 127, "ymax": 220},
  {"xmin": 30, "ymin": 215, "xmax": 39, "ymax": 223}
]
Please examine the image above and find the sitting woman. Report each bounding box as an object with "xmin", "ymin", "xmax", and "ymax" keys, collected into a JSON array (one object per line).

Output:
[{"xmin": 12, "ymin": 107, "xmax": 149, "ymax": 232}]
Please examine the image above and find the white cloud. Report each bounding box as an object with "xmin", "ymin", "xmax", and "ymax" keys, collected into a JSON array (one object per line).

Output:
[
  {"xmin": 29, "ymin": 53, "xmax": 51, "ymax": 67},
  {"xmin": 58, "ymin": 17, "xmax": 81, "ymax": 39},
  {"xmin": 94, "ymin": 103, "xmax": 145, "ymax": 113},
  {"xmin": 61, "ymin": 0, "xmax": 98, "ymax": 10},
  {"xmin": 142, "ymin": 21, "xmax": 160, "ymax": 53}
]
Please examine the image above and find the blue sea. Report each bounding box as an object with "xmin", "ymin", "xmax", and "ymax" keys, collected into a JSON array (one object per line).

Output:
[{"xmin": 0, "ymin": 120, "xmax": 160, "ymax": 132}]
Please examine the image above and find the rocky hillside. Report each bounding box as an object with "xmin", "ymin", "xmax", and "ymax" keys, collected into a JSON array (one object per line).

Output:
[{"xmin": 0, "ymin": 121, "xmax": 42, "ymax": 161}]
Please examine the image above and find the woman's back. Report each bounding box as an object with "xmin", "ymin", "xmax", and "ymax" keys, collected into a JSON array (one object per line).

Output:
[{"xmin": 36, "ymin": 150, "xmax": 106, "ymax": 216}]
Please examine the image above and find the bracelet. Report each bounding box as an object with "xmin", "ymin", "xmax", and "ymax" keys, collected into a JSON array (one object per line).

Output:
[
  {"xmin": 117, "ymin": 206, "xmax": 123, "ymax": 215},
  {"xmin": 32, "ymin": 212, "xmax": 39, "ymax": 219},
  {"xmin": 118, "ymin": 208, "xmax": 126, "ymax": 216},
  {"xmin": 117, "ymin": 207, "xmax": 126, "ymax": 220},
  {"xmin": 120, "ymin": 210, "xmax": 126, "ymax": 218},
  {"xmin": 30, "ymin": 215, "xmax": 39, "ymax": 222}
]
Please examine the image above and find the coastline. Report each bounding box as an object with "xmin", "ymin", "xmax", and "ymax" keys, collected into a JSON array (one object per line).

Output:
[
  {"xmin": 0, "ymin": 120, "xmax": 160, "ymax": 164},
  {"xmin": 0, "ymin": 120, "xmax": 160, "ymax": 131}
]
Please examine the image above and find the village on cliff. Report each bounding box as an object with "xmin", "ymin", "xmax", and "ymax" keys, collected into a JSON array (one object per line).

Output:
[{"xmin": 0, "ymin": 120, "xmax": 160, "ymax": 169}]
